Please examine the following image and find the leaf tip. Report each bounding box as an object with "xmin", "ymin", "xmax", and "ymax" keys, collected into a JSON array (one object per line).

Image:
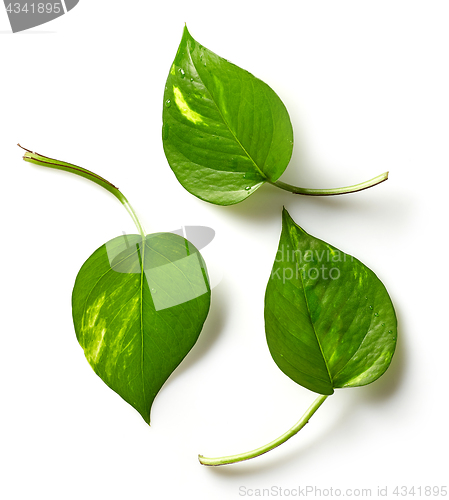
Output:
[
  {"xmin": 281, "ymin": 206, "xmax": 293, "ymax": 226},
  {"xmin": 175, "ymin": 24, "xmax": 195, "ymax": 64},
  {"xmin": 182, "ymin": 23, "xmax": 193, "ymax": 41}
]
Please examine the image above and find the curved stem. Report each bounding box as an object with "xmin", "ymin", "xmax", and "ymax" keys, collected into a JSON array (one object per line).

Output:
[
  {"xmin": 115, "ymin": 193, "xmax": 146, "ymax": 241},
  {"xmin": 199, "ymin": 394, "xmax": 329, "ymax": 466},
  {"xmin": 18, "ymin": 144, "xmax": 146, "ymax": 239},
  {"xmin": 269, "ymin": 171, "xmax": 388, "ymax": 196}
]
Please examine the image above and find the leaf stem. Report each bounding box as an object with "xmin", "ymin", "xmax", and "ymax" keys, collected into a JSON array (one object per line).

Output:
[
  {"xmin": 18, "ymin": 144, "xmax": 146, "ymax": 239},
  {"xmin": 269, "ymin": 171, "xmax": 389, "ymax": 196},
  {"xmin": 198, "ymin": 394, "xmax": 328, "ymax": 466}
]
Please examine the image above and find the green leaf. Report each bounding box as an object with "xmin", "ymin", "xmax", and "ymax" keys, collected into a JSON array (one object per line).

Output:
[
  {"xmin": 162, "ymin": 26, "xmax": 293, "ymax": 205},
  {"xmin": 72, "ymin": 232, "xmax": 211, "ymax": 424},
  {"xmin": 265, "ymin": 209, "xmax": 397, "ymax": 395}
]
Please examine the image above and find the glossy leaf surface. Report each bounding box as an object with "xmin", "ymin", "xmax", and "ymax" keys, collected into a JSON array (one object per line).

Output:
[
  {"xmin": 72, "ymin": 232, "xmax": 211, "ymax": 423},
  {"xmin": 162, "ymin": 26, "xmax": 293, "ymax": 205},
  {"xmin": 265, "ymin": 209, "xmax": 397, "ymax": 395}
]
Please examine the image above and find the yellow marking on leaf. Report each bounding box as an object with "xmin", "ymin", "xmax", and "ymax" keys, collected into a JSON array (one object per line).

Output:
[
  {"xmin": 101, "ymin": 296, "xmax": 140, "ymax": 377},
  {"xmin": 212, "ymin": 74, "xmax": 229, "ymax": 118},
  {"xmin": 87, "ymin": 326, "xmax": 106, "ymax": 364},
  {"xmin": 86, "ymin": 293, "xmax": 106, "ymax": 328},
  {"xmin": 173, "ymin": 86, "xmax": 203, "ymax": 124}
]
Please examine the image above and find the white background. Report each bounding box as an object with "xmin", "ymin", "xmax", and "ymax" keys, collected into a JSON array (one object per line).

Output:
[{"xmin": 1, "ymin": 1, "xmax": 448, "ymax": 499}]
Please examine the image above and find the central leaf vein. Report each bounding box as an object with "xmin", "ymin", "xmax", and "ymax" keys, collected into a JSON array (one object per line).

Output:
[
  {"xmin": 186, "ymin": 43, "xmax": 269, "ymax": 182},
  {"xmin": 139, "ymin": 239, "xmax": 147, "ymax": 414},
  {"xmin": 287, "ymin": 228, "xmax": 333, "ymax": 388}
]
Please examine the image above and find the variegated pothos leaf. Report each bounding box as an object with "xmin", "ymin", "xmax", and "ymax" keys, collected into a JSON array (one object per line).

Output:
[
  {"xmin": 265, "ymin": 209, "xmax": 397, "ymax": 395},
  {"xmin": 162, "ymin": 26, "xmax": 293, "ymax": 205},
  {"xmin": 72, "ymin": 232, "xmax": 211, "ymax": 423}
]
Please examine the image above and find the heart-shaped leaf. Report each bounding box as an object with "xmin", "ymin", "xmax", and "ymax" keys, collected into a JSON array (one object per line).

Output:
[
  {"xmin": 72, "ymin": 232, "xmax": 211, "ymax": 424},
  {"xmin": 265, "ymin": 208, "xmax": 397, "ymax": 395},
  {"xmin": 162, "ymin": 26, "xmax": 294, "ymax": 205}
]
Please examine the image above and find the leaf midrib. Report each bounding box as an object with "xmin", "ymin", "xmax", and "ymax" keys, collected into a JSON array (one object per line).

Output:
[
  {"xmin": 268, "ymin": 310, "xmax": 334, "ymax": 385},
  {"xmin": 186, "ymin": 41, "xmax": 269, "ymax": 183},
  {"xmin": 139, "ymin": 239, "xmax": 147, "ymax": 413},
  {"xmin": 287, "ymin": 226, "xmax": 334, "ymax": 388}
]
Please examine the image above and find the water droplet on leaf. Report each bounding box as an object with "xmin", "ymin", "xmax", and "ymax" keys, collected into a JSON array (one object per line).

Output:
[
  {"xmin": 165, "ymin": 99, "xmax": 171, "ymax": 108},
  {"xmin": 179, "ymin": 68, "xmax": 186, "ymax": 78}
]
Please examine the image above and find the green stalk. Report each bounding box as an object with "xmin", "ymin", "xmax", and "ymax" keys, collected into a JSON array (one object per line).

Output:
[
  {"xmin": 19, "ymin": 144, "xmax": 146, "ymax": 239},
  {"xmin": 269, "ymin": 171, "xmax": 389, "ymax": 196},
  {"xmin": 199, "ymin": 394, "xmax": 329, "ymax": 466}
]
